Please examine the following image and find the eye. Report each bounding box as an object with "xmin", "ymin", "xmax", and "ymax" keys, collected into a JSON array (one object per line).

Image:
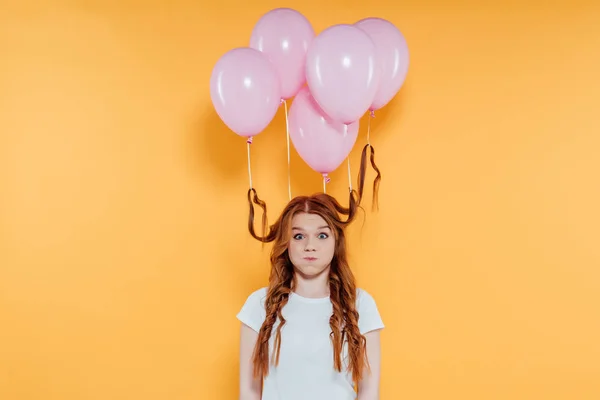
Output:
[
  {"xmin": 318, "ymin": 233, "xmax": 329, "ymax": 239},
  {"xmin": 293, "ymin": 233, "xmax": 305, "ymax": 240}
]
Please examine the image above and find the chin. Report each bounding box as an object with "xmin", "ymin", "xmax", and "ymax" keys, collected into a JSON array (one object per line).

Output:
[{"xmin": 296, "ymin": 264, "xmax": 329, "ymax": 277}]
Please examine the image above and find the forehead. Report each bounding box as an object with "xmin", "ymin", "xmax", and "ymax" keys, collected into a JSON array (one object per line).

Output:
[{"xmin": 291, "ymin": 212, "xmax": 329, "ymax": 229}]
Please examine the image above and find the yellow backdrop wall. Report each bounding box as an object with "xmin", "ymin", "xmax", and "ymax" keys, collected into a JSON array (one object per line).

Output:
[{"xmin": 1, "ymin": 0, "xmax": 599, "ymax": 399}]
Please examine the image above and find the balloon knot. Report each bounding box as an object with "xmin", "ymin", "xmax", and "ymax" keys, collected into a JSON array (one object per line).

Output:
[
  {"xmin": 323, "ymin": 174, "xmax": 331, "ymax": 184},
  {"xmin": 246, "ymin": 136, "xmax": 253, "ymax": 144},
  {"xmin": 370, "ymin": 110, "xmax": 375, "ymax": 118}
]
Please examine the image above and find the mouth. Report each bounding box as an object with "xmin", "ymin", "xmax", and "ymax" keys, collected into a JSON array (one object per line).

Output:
[{"xmin": 303, "ymin": 257, "xmax": 317, "ymax": 262}]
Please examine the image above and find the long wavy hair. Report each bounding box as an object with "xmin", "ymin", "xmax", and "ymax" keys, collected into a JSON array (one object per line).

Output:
[{"xmin": 246, "ymin": 189, "xmax": 369, "ymax": 387}]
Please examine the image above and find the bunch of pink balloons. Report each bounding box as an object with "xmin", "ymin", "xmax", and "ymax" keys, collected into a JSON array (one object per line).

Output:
[{"xmin": 209, "ymin": 8, "xmax": 409, "ymax": 178}]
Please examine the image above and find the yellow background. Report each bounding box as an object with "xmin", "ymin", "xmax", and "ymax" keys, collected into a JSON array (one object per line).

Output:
[{"xmin": 1, "ymin": 0, "xmax": 599, "ymax": 399}]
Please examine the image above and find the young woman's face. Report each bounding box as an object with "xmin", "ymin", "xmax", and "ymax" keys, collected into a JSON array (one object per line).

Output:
[{"xmin": 288, "ymin": 212, "xmax": 335, "ymax": 278}]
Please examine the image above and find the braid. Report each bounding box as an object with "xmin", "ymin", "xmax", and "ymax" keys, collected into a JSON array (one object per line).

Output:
[
  {"xmin": 329, "ymin": 260, "xmax": 368, "ymax": 386},
  {"xmin": 252, "ymin": 260, "xmax": 292, "ymax": 379},
  {"xmin": 329, "ymin": 270, "xmax": 346, "ymax": 372}
]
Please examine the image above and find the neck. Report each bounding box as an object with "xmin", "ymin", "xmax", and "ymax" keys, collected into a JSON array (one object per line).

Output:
[{"xmin": 292, "ymin": 266, "xmax": 330, "ymax": 298}]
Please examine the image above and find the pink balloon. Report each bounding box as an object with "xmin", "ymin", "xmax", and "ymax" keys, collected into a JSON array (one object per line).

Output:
[
  {"xmin": 305, "ymin": 24, "xmax": 380, "ymax": 124},
  {"xmin": 209, "ymin": 47, "xmax": 281, "ymax": 137},
  {"xmin": 250, "ymin": 8, "xmax": 315, "ymax": 100},
  {"xmin": 355, "ymin": 18, "xmax": 409, "ymax": 111},
  {"xmin": 289, "ymin": 87, "xmax": 359, "ymax": 175}
]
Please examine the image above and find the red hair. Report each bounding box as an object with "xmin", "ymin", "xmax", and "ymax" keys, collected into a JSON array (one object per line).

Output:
[
  {"xmin": 247, "ymin": 190, "xmax": 369, "ymax": 387},
  {"xmin": 356, "ymin": 143, "xmax": 382, "ymax": 211}
]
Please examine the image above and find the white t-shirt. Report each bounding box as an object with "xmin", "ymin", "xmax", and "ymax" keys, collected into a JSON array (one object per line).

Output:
[{"xmin": 237, "ymin": 287, "xmax": 384, "ymax": 400}]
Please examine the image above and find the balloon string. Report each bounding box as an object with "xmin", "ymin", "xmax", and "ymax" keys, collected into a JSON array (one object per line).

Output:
[
  {"xmin": 283, "ymin": 99, "xmax": 291, "ymax": 201},
  {"xmin": 247, "ymin": 137, "xmax": 253, "ymax": 189},
  {"xmin": 367, "ymin": 110, "xmax": 374, "ymax": 146},
  {"xmin": 347, "ymin": 158, "xmax": 352, "ymax": 192},
  {"xmin": 322, "ymin": 174, "xmax": 331, "ymax": 193}
]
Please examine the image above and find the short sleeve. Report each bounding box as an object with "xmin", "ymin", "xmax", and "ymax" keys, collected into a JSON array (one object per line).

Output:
[
  {"xmin": 356, "ymin": 289, "xmax": 384, "ymax": 334},
  {"xmin": 236, "ymin": 287, "xmax": 268, "ymax": 333}
]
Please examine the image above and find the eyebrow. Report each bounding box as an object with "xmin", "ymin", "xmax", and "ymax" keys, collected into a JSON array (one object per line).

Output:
[{"xmin": 292, "ymin": 226, "xmax": 331, "ymax": 231}]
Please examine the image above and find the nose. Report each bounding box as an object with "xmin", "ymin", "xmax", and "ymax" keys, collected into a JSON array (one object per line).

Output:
[{"xmin": 304, "ymin": 238, "xmax": 316, "ymax": 252}]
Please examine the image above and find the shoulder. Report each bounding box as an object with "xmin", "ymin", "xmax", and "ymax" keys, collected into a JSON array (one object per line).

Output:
[
  {"xmin": 242, "ymin": 287, "xmax": 268, "ymax": 308},
  {"xmin": 247, "ymin": 286, "xmax": 268, "ymax": 300},
  {"xmin": 356, "ymin": 288, "xmax": 378, "ymax": 306},
  {"xmin": 237, "ymin": 287, "xmax": 268, "ymax": 333},
  {"xmin": 355, "ymin": 288, "xmax": 384, "ymax": 334}
]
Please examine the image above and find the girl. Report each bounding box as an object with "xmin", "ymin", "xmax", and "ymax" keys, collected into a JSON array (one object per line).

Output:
[{"xmin": 237, "ymin": 192, "xmax": 384, "ymax": 400}]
